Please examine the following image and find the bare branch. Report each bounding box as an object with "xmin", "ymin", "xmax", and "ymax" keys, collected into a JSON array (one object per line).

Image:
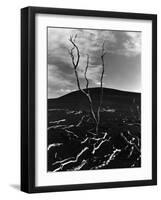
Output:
[
  {"xmin": 69, "ymin": 35, "xmax": 81, "ymax": 90},
  {"xmin": 84, "ymin": 54, "xmax": 89, "ymax": 89},
  {"xmin": 68, "ymin": 35, "xmax": 98, "ymax": 125},
  {"xmin": 69, "ymin": 35, "xmax": 80, "ymax": 69},
  {"xmin": 100, "ymin": 42, "xmax": 106, "ymax": 90}
]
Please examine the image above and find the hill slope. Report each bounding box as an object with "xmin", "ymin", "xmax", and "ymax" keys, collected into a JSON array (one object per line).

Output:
[{"xmin": 48, "ymin": 87, "xmax": 141, "ymax": 112}]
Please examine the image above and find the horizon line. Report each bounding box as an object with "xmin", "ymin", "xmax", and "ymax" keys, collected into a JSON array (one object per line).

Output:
[{"xmin": 48, "ymin": 86, "xmax": 141, "ymax": 99}]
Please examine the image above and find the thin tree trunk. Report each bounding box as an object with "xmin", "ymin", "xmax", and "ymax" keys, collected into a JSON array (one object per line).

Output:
[
  {"xmin": 84, "ymin": 55, "xmax": 89, "ymax": 90},
  {"xmin": 69, "ymin": 36, "xmax": 98, "ymax": 125},
  {"xmin": 74, "ymin": 66, "xmax": 98, "ymax": 124}
]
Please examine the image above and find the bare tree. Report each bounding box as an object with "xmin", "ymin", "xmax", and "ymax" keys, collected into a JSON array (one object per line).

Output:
[{"xmin": 68, "ymin": 35, "xmax": 105, "ymax": 134}]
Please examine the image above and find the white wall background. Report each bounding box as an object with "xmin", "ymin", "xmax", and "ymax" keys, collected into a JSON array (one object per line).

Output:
[{"xmin": 0, "ymin": 0, "xmax": 160, "ymax": 199}]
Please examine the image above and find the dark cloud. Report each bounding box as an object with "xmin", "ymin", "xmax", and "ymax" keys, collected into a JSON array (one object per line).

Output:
[{"xmin": 47, "ymin": 27, "xmax": 141, "ymax": 98}]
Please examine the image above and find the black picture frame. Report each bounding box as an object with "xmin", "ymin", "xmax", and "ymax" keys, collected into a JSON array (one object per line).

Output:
[{"xmin": 21, "ymin": 6, "xmax": 157, "ymax": 193}]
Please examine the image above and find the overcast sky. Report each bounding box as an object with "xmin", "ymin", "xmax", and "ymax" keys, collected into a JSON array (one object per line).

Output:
[{"xmin": 48, "ymin": 27, "xmax": 141, "ymax": 98}]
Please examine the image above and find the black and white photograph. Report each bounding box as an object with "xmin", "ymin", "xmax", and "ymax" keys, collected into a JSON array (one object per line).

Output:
[
  {"xmin": 20, "ymin": 6, "xmax": 157, "ymax": 193},
  {"xmin": 47, "ymin": 27, "xmax": 141, "ymax": 172}
]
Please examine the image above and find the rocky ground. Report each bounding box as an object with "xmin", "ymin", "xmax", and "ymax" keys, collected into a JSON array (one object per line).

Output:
[{"xmin": 47, "ymin": 108, "xmax": 141, "ymax": 172}]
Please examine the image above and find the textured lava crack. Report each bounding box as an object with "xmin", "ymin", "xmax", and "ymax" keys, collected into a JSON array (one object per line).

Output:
[{"xmin": 52, "ymin": 147, "xmax": 89, "ymax": 172}]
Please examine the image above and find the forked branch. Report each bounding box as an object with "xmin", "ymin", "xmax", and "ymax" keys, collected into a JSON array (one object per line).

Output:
[
  {"xmin": 84, "ymin": 54, "xmax": 89, "ymax": 90},
  {"xmin": 68, "ymin": 35, "xmax": 81, "ymax": 90},
  {"xmin": 68, "ymin": 36, "xmax": 98, "ymax": 124}
]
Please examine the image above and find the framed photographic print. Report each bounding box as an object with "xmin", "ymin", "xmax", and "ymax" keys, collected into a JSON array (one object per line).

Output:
[{"xmin": 21, "ymin": 6, "xmax": 157, "ymax": 193}]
